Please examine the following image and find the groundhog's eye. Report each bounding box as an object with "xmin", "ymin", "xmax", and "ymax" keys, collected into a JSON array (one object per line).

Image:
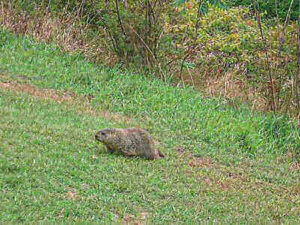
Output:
[{"xmin": 101, "ymin": 132, "xmax": 106, "ymax": 136}]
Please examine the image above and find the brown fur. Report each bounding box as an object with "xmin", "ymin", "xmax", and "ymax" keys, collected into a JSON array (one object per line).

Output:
[{"xmin": 95, "ymin": 128, "xmax": 165, "ymax": 160}]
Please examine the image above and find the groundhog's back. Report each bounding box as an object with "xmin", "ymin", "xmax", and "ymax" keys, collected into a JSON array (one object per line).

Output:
[{"xmin": 121, "ymin": 128, "xmax": 156, "ymax": 158}]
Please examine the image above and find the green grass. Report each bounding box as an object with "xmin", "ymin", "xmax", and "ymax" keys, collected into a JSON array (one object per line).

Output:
[
  {"xmin": 0, "ymin": 29, "xmax": 299, "ymax": 223},
  {"xmin": 0, "ymin": 29, "xmax": 298, "ymax": 159}
]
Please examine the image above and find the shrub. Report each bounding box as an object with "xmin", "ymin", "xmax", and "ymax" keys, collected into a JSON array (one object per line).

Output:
[
  {"xmin": 165, "ymin": 1, "xmax": 298, "ymax": 115},
  {"xmin": 225, "ymin": 0, "xmax": 299, "ymax": 21}
]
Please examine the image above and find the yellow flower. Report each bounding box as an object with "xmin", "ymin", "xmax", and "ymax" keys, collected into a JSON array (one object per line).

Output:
[{"xmin": 176, "ymin": 7, "xmax": 182, "ymax": 13}]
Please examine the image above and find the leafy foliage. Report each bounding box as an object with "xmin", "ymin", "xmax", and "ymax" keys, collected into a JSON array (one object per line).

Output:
[
  {"xmin": 0, "ymin": 0, "xmax": 299, "ymax": 116},
  {"xmin": 165, "ymin": 2, "xmax": 298, "ymax": 115},
  {"xmin": 225, "ymin": 0, "xmax": 299, "ymax": 21}
]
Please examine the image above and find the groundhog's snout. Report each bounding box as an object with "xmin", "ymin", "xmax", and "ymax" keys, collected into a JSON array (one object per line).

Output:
[
  {"xmin": 95, "ymin": 131, "xmax": 101, "ymax": 140},
  {"xmin": 95, "ymin": 130, "xmax": 105, "ymax": 141}
]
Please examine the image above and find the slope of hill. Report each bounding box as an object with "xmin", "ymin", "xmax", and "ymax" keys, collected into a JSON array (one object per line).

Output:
[{"xmin": 0, "ymin": 29, "xmax": 299, "ymax": 223}]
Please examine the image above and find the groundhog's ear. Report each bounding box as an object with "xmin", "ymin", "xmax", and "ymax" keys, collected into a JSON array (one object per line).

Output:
[{"xmin": 99, "ymin": 130, "xmax": 106, "ymax": 135}]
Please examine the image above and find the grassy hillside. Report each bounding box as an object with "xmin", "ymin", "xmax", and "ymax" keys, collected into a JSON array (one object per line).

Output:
[
  {"xmin": 0, "ymin": 29, "xmax": 299, "ymax": 223},
  {"xmin": 1, "ymin": 2, "xmax": 298, "ymax": 116}
]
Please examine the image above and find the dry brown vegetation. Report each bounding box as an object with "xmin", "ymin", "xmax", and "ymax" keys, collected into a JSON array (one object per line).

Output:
[{"xmin": 0, "ymin": 6, "xmax": 115, "ymax": 63}]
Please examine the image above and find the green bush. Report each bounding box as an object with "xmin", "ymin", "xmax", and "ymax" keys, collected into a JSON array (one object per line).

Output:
[
  {"xmin": 226, "ymin": 0, "xmax": 299, "ymax": 21},
  {"xmin": 165, "ymin": 3, "xmax": 298, "ymax": 115}
]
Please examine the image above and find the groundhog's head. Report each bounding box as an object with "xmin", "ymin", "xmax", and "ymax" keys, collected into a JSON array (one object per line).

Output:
[{"xmin": 95, "ymin": 128, "xmax": 116, "ymax": 144}]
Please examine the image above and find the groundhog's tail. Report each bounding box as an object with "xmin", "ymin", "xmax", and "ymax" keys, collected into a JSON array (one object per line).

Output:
[{"xmin": 158, "ymin": 150, "xmax": 165, "ymax": 158}]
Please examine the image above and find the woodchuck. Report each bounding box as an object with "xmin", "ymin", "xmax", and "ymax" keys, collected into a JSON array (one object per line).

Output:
[{"xmin": 95, "ymin": 128, "xmax": 165, "ymax": 160}]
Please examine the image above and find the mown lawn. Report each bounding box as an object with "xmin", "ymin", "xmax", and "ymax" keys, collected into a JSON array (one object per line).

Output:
[{"xmin": 0, "ymin": 29, "xmax": 299, "ymax": 223}]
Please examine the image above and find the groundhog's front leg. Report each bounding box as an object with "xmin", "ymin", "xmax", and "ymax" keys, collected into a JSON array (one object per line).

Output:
[
  {"xmin": 122, "ymin": 151, "xmax": 137, "ymax": 157},
  {"xmin": 107, "ymin": 147, "xmax": 114, "ymax": 154}
]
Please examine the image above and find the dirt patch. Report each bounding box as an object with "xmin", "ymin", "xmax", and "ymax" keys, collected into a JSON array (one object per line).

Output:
[
  {"xmin": 176, "ymin": 148, "xmax": 215, "ymax": 168},
  {"xmin": 290, "ymin": 162, "xmax": 300, "ymax": 171},
  {"xmin": 0, "ymin": 80, "xmax": 135, "ymax": 125},
  {"xmin": 179, "ymin": 152, "xmax": 234, "ymax": 191},
  {"xmin": 291, "ymin": 184, "xmax": 300, "ymax": 195},
  {"xmin": 0, "ymin": 82, "xmax": 74, "ymax": 103},
  {"xmin": 188, "ymin": 157, "xmax": 214, "ymax": 168},
  {"xmin": 203, "ymin": 177, "xmax": 231, "ymax": 191},
  {"xmin": 122, "ymin": 211, "xmax": 149, "ymax": 225},
  {"xmin": 66, "ymin": 189, "xmax": 77, "ymax": 200}
]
